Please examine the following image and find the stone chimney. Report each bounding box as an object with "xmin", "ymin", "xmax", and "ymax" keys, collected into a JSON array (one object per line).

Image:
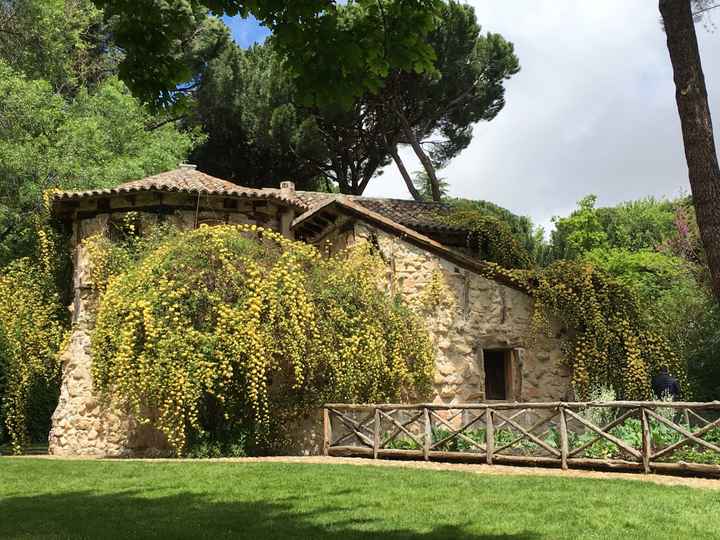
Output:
[
  {"xmin": 280, "ymin": 181, "xmax": 295, "ymax": 197},
  {"xmin": 279, "ymin": 181, "xmax": 296, "ymax": 240},
  {"xmin": 179, "ymin": 163, "xmax": 197, "ymax": 170}
]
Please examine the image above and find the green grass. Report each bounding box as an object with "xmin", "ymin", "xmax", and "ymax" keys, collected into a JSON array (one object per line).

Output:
[{"xmin": 1, "ymin": 459, "xmax": 719, "ymax": 540}]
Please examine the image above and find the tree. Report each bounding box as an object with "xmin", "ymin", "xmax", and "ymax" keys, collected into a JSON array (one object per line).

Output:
[
  {"xmin": 0, "ymin": 0, "xmax": 200, "ymax": 266},
  {"xmin": 0, "ymin": 62, "xmax": 196, "ymax": 265},
  {"xmin": 0, "ymin": 0, "xmax": 118, "ymax": 97},
  {"xmin": 382, "ymin": 2, "xmax": 519, "ymax": 201},
  {"xmin": 550, "ymin": 196, "xmax": 609, "ymax": 260},
  {"xmin": 92, "ymin": 0, "xmax": 442, "ymax": 108},
  {"xmin": 659, "ymin": 0, "xmax": 720, "ymax": 301},
  {"xmin": 595, "ymin": 198, "xmax": 677, "ymax": 252},
  {"xmin": 552, "ymin": 196, "xmax": 680, "ymax": 261},
  {"xmin": 191, "ymin": 4, "xmax": 517, "ymax": 197},
  {"xmin": 189, "ymin": 43, "xmax": 324, "ymax": 190},
  {"xmin": 412, "ymin": 170, "xmax": 449, "ymax": 201}
]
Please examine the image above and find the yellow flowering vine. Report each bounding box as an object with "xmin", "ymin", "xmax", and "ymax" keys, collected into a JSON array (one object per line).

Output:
[{"xmin": 88, "ymin": 224, "xmax": 434, "ymax": 454}]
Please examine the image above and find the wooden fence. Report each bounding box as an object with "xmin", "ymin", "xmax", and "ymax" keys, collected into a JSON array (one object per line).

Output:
[{"xmin": 323, "ymin": 401, "xmax": 720, "ymax": 476}]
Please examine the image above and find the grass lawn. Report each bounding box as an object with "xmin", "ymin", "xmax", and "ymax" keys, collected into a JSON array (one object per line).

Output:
[{"xmin": 1, "ymin": 459, "xmax": 719, "ymax": 540}]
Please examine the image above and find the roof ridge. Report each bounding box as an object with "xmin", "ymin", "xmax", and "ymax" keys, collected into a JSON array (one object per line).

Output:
[{"xmin": 293, "ymin": 190, "xmax": 451, "ymax": 206}]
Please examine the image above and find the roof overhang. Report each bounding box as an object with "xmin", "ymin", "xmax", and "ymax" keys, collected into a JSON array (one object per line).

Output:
[
  {"xmin": 51, "ymin": 185, "xmax": 307, "ymax": 218},
  {"xmin": 292, "ymin": 196, "xmax": 530, "ymax": 293}
]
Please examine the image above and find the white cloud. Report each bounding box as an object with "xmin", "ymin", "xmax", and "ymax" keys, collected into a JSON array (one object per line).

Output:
[{"xmin": 364, "ymin": 1, "xmax": 720, "ymax": 232}]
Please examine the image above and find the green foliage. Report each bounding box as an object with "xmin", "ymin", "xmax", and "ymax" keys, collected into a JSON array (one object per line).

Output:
[
  {"xmin": 532, "ymin": 260, "xmax": 682, "ymax": 400},
  {"xmin": 583, "ymin": 248, "xmax": 694, "ymax": 306},
  {"xmin": 439, "ymin": 210, "xmax": 531, "ymax": 269},
  {"xmin": 412, "ymin": 171, "xmax": 450, "ymax": 201},
  {"xmin": 595, "ymin": 198, "xmax": 677, "ymax": 253},
  {"xmin": 551, "ymin": 195, "xmax": 678, "ymax": 261},
  {"xmin": 93, "ymin": 0, "xmax": 443, "ymax": 108},
  {"xmin": 186, "ymin": 425, "xmax": 249, "ymax": 459},
  {"xmin": 582, "ymin": 247, "xmax": 713, "ymax": 378},
  {"xmin": 0, "ymin": 0, "xmax": 118, "ymax": 96},
  {"xmin": 546, "ymin": 194, "xmax": 720, "ymax": 399},
  {"xmin": 191, "ymin": 42, "xmax": 325, "ymax": 189},
  {"xmin": 0, "ymin": 61, "xmax": 197, "ymax": 266},
  {"xmin": 448, "ymin": 198, "xmax": 542, "ymax": 261},
  {"xmin": 191, "ymin": 5, "xmax": 518, "ymax": 195},
  {"xmin": 684, "ymin": 303, "xmax": 720, "ymax": 401},
  {"xmin": 88, "ymin": 224, "xmax": 434, "ymax": 454},
  {"xmin": 0, "ymin": 228, "xmax": 66, "ymax": 452},
  {"xmin": 391, "ymin": 3, "xmax": 520, "ymax": 169},
  {"xmin": 551, "ymin": 195, "xmax": 609, "ymax": 260},
  {"xmin": 427, "ymin": 196, "xmax": 683, "ymax": 400}
]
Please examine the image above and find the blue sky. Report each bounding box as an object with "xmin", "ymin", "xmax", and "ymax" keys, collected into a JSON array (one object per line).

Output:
[{"xmin": 222, "ymin": 15, "xmax": 270, "ymax": 48}]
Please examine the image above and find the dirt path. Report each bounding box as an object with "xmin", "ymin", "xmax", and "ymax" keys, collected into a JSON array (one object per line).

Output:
[{"xmin": 12, "ymin": 454, "xmax": 720, "ymax": 490}]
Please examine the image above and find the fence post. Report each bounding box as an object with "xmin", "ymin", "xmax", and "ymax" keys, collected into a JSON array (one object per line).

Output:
[
  {"xmin": 640, "ymin": 407, "xmax": 651, "ymax": 474},
  {"xmin": 423, "ymin": 407, "xmax": 431, "ymax": 461},
  {"xmin": 559, "ymin": 405, "xmax": 569, "ymax": 470},
  {"xmin": 486, "ymin": 408, "xmax": 494, "ymax": 465},
  {"xmin": 323, "ymin": 407, "xmax": 331, "ymax": 456},
  {"xmin": 373, "ymin": 407, "xmax": 380, "ymax": 459}
]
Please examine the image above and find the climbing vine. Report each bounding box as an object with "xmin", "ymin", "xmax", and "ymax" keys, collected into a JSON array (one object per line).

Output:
[
  {"xmin": 434, "ymin": 206, "xmax": 681, "ymax": 400},
  {"xmin": 0, "ymin": 196, "xmax": 67, "ymax": 453},
  {"xmin": 88, "ymin": 224, "xmax": 434, "ymax": 454},
  {"xmin": 438, "ymin": 210, "xmax": 531, "ymax": 269},
  {"xmin": 448, "ymin": 258, "xmax": 682, "ymax": 400},
  {"xmin": 530, "ymin": 261, "xmax": 682, "ymax": 400}
]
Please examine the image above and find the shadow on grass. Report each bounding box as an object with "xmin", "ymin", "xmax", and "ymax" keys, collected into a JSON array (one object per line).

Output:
[{"xmin": 0, "ymin": 490, "xmax": 539, "ymax": 540}]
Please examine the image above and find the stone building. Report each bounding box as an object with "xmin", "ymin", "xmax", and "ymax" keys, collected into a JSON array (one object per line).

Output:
[{"xmin": 48, "ymin": 166, "xmax": 571, "ymax": 456}]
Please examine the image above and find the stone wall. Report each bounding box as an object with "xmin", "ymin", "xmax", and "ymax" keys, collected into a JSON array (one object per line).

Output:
[
  {"xmin": 48, "ymin": 205, "xmax": 287, "ymax": 457},
  {"xmin": 346, "ymin": 223, "xmax": 573, "ymax": 404},
  {"xmin": 49, "ymin": 209, "xmax": 572, "ymax": 457},
  {"xmin": 49, "ymin": 214, "xmax": 135, "ymax": 456}
]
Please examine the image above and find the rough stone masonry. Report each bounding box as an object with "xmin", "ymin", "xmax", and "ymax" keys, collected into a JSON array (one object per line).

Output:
[{"xmin": 48, "ymin": 169, "xmax": 572, "ymax": 457}]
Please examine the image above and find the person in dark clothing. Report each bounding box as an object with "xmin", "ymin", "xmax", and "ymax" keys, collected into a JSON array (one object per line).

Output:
[{"xmin": 652, "ymin": 366, "xmax": 680, "ymax": 400}]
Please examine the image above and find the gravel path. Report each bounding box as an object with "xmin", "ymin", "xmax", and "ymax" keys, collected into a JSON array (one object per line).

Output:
[{"xmin": 13, "ymin": 454, "xmax": 720, "ymax": 490}]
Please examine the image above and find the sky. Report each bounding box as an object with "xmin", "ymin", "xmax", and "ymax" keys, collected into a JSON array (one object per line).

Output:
[{"xmin": 223, "ymin": 2, "xmax": 720, "ymax": 231}]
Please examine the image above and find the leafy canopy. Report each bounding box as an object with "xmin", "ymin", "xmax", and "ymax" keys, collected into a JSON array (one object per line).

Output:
[
  {"xmin": 0, "ymin": 60, "xmax": 197, "ymax": 265},
  {"xmin": 93, "ymin": 0, "xmax": 442, "ymax": 108},
  {"xmin": 190, "ymin": 3, "xmax": 519, "ymax": 196},
  {"xmin": 0, "ymin": 0, "xmax": 118, "ymax": 96}
]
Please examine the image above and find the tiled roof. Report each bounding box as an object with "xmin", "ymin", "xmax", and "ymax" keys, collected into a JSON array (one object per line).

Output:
[
  {"xmin": 52, "ymin": 168, "xmax": 304, "ymax": 209},
  {"xmin": 292, "ymin": 197, "xmax": 529, "ymax": 293},
  {"xmin": 294, "ymin": 192, "xmax": 464, "ymax": 233},
  {"xmin": 53, "ymin": 168, "xmax": 463, "ymax": 233}
]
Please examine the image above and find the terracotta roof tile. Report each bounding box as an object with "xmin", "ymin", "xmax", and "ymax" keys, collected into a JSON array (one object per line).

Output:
[
  {"xmin": 53, "ymin": 169, "xmax": 463, "ymax": 233},
  {"xmin": 294, "ymin": 191, "xmax": 464, "ymax": 233},
  {"xmin": 52, "ymin": 168, "xmax": 304, "ymax": 210}
]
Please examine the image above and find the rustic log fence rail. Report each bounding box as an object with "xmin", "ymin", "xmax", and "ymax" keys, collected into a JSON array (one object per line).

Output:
[{"xmin": 322, "ymin": 401, "xmax": 720, "ymax": 477}]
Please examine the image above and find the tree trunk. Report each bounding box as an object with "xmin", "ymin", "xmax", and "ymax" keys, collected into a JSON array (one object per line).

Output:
[
  {"xmin": 395, "ymin": 108, "xmax": 442, "ymax": 202},
  {"xmin": 660, "ymin": 0, "xmax": 720, "ymax": 301},
  {"xmin": 389, "ymin": 145, "xmax": 423, "ymax": 201}
]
